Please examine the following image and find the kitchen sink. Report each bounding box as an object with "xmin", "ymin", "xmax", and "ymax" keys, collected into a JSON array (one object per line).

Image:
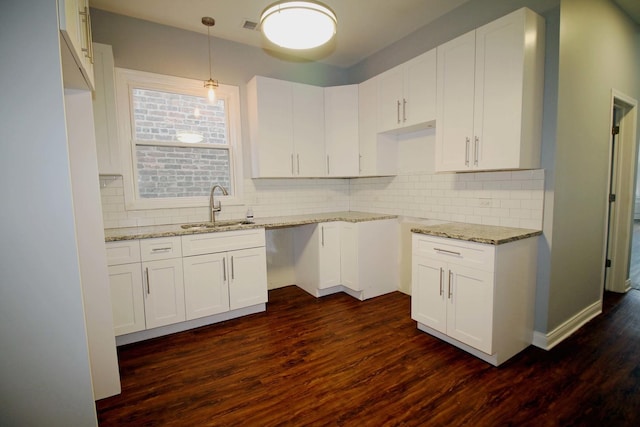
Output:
[{"xmin": 180, "ymin": 220, "xmax": 253, "ymax": 230}]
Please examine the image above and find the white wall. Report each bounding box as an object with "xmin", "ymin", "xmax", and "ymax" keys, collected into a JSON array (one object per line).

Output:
[{"xmin": 0, "ymin": 1, "xmax": 97, "ymax": 425}]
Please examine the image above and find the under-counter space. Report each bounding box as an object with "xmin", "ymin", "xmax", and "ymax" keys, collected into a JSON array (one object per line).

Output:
[{"xmin": 104, "ymin": 211, "xmax": 397, "ymax": 242}]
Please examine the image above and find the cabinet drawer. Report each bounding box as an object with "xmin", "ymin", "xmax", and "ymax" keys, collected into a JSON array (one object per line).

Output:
[
  {"xmin": 105, "ymin": 240, "xmax": 141, "ymax": 266},
  {"xmin": 182, "ymin": 229, "xmax": 266, "ymax": 257},
  {"xmin": 412, "ymin": 234, "xmax": 495, "ymax": 272},
  {"xmin": 140, "ymin": 236, "xmax": 182, "ymax": 261}
]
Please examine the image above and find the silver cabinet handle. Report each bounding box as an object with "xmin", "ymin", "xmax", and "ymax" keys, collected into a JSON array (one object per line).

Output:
[
  {"xmin": 434, "ymin": 248, "xmax": 461, "ymax": 256},
  {"xmin": 321, "ymin": 226, "xmax": 325, "ymax": 247},
  {"xmin": 297, "ymin": 154, "xmax": 300, "ymax": 174},
  {"xmin": 439, "ymin": 267, "xmax": 444, "ymax": 296},
  {"xmin": 151, "ymin": 247, "xmax": 171, "ymax": 252},
  {"xmin": 465, "ymin": 137, "xmax": 470, "ymax": 166},
  {"xmin": 145, "ymin": 267, "xmax": 150, "ymax": 294},
  {"xmin": 397, "ymin": 100, "xmax": 401, "ymax": 124},
  {"xmin": 359, "ymin": 155, "xmax": 362, "ymax": 173},
  {"xmin": 79, "ymin": 7, "xmax": 94, "ymax": 63},
  {"xmin": 448, "ymin": 270, "xmax": 453, "ymax": 299},
  {"xmin": 474, "ymin": 136, "xmax": 479, "ymax": 166},
  {"xmin": 231, "ymin": 256, "xmax": 235, "ymax": 280},
  {"xmin": 403, "ymin": 98, "xmax": 407, "ymax": 122},
  {"xmin": 291, "ymin": 154, "xmax": 294, "ymax": 175},
  {"xmin": 326, "ymin": 156, "xmax": 330, "ymax": 175},
  {"xmin": 223, "ymin": 258, "xmax": 227, "ymax": 281}
]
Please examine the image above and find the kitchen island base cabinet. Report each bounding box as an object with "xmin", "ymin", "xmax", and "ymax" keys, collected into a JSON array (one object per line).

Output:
[{"xmin": 412, "ymin": 233, "xmax": 537, "ymax": 366}]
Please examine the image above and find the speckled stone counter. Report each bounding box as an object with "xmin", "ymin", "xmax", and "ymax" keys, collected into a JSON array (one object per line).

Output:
[
  {"xmin": 104, "ymin": 211, "xmax": 397, "ymax": 242},
  {"xmin": 411, "ymin": 222, "xmax": 541, "ymax": 245}
]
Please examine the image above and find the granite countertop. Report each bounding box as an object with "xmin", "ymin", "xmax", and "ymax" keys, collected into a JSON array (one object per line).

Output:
[
  {"xmin": 411, "ymin": 222, "xmax": 542, "ymax": 245},
  {"xmin": 104, "ymin": 211, "xmax": 397, "ymax": 242}
]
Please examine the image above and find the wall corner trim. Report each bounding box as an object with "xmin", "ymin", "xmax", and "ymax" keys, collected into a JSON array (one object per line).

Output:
[{"xmin": 531, "ymin": 299, "xmax": 602, "ymax": 350}]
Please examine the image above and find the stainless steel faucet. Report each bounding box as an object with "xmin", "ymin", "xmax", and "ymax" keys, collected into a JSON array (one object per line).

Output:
[{"xmin": 209, "ymin": 184, "xmax": 229, "ymax": 223}]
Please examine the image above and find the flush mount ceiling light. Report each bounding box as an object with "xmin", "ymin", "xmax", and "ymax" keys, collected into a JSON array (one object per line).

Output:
[
  {"xmin": 260, "ymin": 1, "xmax": 337, "ymax": 50},
  {"xmin": 202, "ymin": 16, "xmax": 219, "ymax": 103}
]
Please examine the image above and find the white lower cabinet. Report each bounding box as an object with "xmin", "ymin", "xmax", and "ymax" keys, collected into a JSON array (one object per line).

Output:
[
  {"xmin": 142, "ymin": 258, "xmax": 185, "ymax": 329},
  {"xmin": 108, "ymin": 262, "xmax": 144, "ymax": 336},
  {"xmin": 106, "ymin": 229, "xmax": 268, "ymax": 341},
  {"xmin": 294, "ymin": 219, "xmax": 399, "ymax": 299},
  {"xmin": 412, "ymin": 233, "xmax": 537, "ymax": 366},
  {"xmin": 182, "ymin": 229, "xmax": 268, "ymax": 320}
]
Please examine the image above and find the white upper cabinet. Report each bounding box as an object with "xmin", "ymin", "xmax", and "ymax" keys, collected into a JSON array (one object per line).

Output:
[
  {"xmin": 248, "ymin": 76, "xmax": 325, "ymax": 178},
  {"xmin": 324, "ymin": 85, "xmax": 359, "ymax": 177},
  {"xmin": 377, "ymin": 49, "xmax": 436, "ymax": 134},
  {"xmin": 358, "ymin": 76, "xmax": 398, "ymax": 177},
  {"xmin": 435, "ymin": 8, "xmax": 545, "ymax": 172},
  {"xmin": 59, "ymin": 0, "xmax": 94, "ymax": 89},
  {"xmin": 92, "ymin": 43, "xmax": 122, "ymax": 175}
]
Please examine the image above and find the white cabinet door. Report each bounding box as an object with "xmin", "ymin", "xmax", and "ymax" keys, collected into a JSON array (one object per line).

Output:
[
  {"xmin": 247, "ymin": 76, "xmax": 294, "ymax": 177},
  {"xmin": 339, "ymin": 222, "xmax": 358, "ymax": 291},
  {"xmin": 435, "ymin": 30, "xmax": 476, "ymax": 172},
  {"xmin": 403, "ymin": 49, "xmax": 437, "ymax": 129},
  {"xmin": 318, "ymin": 222, "xmax": 341, "ymax": 289},
  {"xmin": 229, "ymin": 247, "xmax": 268, "ymax": 310},
  {"xmin": 143, "ymin": 258, "xmax": 186, "ymax": 329},
  {"xmin": 411, "ymin": 256, "xmax": 446, "ymax": 334},
  {"xmin": 446, "ymin": 264, "xmax": 494, "ymax": 354},
  {"xmin": 292, "ymin": 83, "xmax": 325, "ymax": 177},
  {"xmin": 108, "ymin": 263, "xmax": 145, "ymax": 336},
  {"xmin": 59, "ymin": 0, "xmax": 94, "ymax": 89},
  {"xmin": 358, "ymin": 77, "xmax": 397, "ymax": 177},
  {"xmin": 377, "ymin": 66, "xmax": 404, "ymax": 132},
  {"xmin": 183, "ymin": 253, "xmax": 229, "ymax": 320},
  {"xmin": 93, "ymin": 43, "xmax": 121, "ymax": 175},
  {"xmin": 324, "ymin": 85, "xmax": 359, "ymax": 177},
  {"xmin": 435, "ymin": 8, "xmax": 544, "ymax": 172},
  {"xmin": 378, "ymin": 49, "xmax": 436, "ymax": 133}
]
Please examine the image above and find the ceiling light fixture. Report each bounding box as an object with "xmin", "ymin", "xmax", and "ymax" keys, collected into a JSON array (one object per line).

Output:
[
  {"xmin": 202, "ymin": 16, "xmax": 219, "ymax": 103},
  {"xmin": 260, "ymin": 1, "xmax": 337, "ymax": 50}
]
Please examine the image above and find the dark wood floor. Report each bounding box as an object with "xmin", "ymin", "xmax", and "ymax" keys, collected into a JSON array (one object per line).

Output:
[{"xmin": 97, "ymin": 286, "xmax": 640, "ymax": 426}]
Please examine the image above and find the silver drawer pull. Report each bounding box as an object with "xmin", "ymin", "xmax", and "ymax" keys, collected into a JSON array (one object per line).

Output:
[
  {"xmin": 151, "ymin": 247, "xmax": 172, "ymax": 252},
  {"xmin": 434, "ymin": 248, "xmax": 461, "ymax": 256}
]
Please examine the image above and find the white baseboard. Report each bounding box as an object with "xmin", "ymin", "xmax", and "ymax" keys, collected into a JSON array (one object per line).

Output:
[{"xmin": 532, "ymin": 299, "xmax": 602, "ymax": 350}]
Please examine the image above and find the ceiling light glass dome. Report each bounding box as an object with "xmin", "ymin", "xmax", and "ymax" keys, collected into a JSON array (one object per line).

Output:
[{"xmin": 260, "ymin": 1, "xmax": 337, "ymax": 50}]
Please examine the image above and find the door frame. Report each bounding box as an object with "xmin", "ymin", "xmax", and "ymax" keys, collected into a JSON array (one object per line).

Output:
[{"xmin": 603, "ymin": 89, "xmax": 638, "ymax": 293}]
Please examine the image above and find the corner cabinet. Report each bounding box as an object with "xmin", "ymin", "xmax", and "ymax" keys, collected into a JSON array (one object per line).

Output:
[
  {"xmin": 294, "ymin": 219, "xmax": 399, "ymax": 300},
  {"xmin": 59, "ymin": 0, "xmax": 94, "ymax": 90},
  {"xmin": 411, "ymin": 233, "xmax": 538, "ymax": 366},
  {"xmin": 377, "ymin": 49, "xmax": 436, "ymax": 134},
  {"xmin": 434, "ymin": 7, "xmax": 545, "ymax": 172},
  {"xmin": 248, "ymin": 76, "xmax": 325, "ymax": 177}
]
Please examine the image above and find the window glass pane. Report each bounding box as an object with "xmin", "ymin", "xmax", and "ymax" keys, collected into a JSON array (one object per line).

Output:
[
  {"xmin": 136, "ymin": 145, "xmax": 231, "ymax": 198},
  {"xmin": 132, "ymin": 88, "xmax": 227, "ymax": 145}
]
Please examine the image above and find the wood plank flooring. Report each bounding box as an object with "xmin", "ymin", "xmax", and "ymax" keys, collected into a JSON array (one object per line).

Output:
[{"xmin": 97, "ymin": 286, "xmax": 640, "ymax": 426}]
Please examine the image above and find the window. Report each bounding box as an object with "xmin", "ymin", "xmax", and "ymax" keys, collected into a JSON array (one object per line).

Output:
[{"xmin": 115, "ymin": 68, "xmax": 242, "ymax": 209}]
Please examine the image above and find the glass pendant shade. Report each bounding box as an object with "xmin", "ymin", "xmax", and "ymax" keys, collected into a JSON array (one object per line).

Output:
[{"xmin": 260, "ymin": 1, "xmax": 337, "ymax": 50}]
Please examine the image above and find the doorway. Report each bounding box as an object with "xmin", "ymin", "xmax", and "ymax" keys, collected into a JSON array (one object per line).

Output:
[{"xmin": 603, "ymin": 90, "xmax": 638, "ymax": 293}]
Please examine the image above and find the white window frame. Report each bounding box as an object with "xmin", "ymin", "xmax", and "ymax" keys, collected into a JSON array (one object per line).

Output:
[{"xmin": 115, "ymin": 68, "xmax": 243, "ymax": 210}]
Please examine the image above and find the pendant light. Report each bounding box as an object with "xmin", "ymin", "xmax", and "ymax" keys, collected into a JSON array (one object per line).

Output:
[
  {"xmin": 260, "ymin": 1, "xmax": 337, "ymax": 50},
  {"xmin": 202, "ymin": 16, "xmax": 219, "ymax": 103}
]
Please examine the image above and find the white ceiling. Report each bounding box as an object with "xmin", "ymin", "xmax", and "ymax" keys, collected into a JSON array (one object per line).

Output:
[{"xmin": 89, "ymin": 0, "xmax": 472, "ymax": 67}]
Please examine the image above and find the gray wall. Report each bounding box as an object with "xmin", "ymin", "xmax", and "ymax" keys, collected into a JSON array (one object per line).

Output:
[
  {"xmin": 91, "ymin": 9, "xmax": 349, "ymax": 179},
  {"xmin": 0, "ymin": 1, "xmax": 97, "ymax": 425},
  {"xmin": 546, "ymin": 0, "xmax": 640, "ymax": 331}
]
